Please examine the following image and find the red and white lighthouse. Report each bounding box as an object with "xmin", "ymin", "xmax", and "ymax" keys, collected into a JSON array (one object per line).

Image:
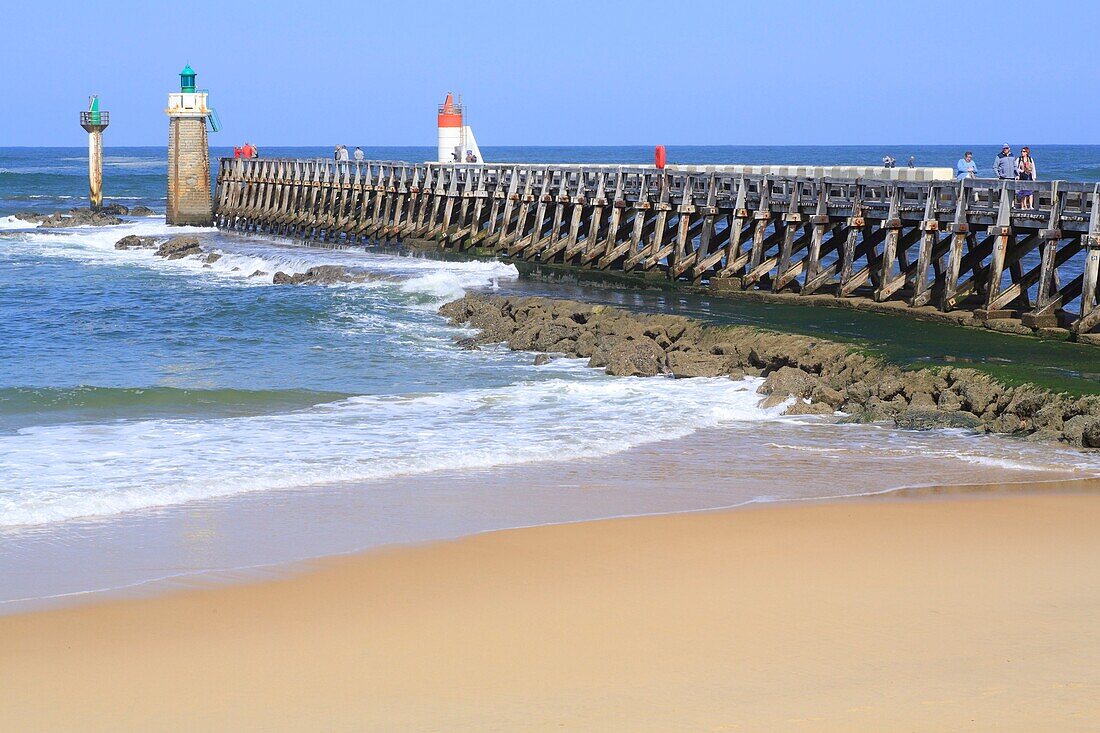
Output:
[{"xmin": 437, "ymin": 92, "xmax": 483, "ymax": 164}]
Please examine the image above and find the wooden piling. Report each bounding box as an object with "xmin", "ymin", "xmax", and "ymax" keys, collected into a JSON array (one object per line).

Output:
[{"xmin": 212, "ymin": 158, "xmax": 1100, "ymax": 338}]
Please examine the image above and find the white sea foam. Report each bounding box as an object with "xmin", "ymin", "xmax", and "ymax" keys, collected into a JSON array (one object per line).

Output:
[
  {"xmin": 2, "ymin": 216, "xmax": 518, "ymax": 297},
  {"xmin": 0, "ymin": 376, "xmax": 782, "ymax": 527},
  {"xmin": 0, "ymin": 215, "xmax": 37, "ymax": 230},
  {"xmin": 103, "ymin": 158, "xmax": 165, "ymax": 170},
  {"xmin": 5, "ymin": 216, "xmax": 1096, "ymax": 531}
]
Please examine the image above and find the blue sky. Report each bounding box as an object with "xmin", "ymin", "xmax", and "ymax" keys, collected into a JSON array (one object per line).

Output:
[{"xmin": 3, "ymin": 0, "xmax": 1098, "ymax": 146}]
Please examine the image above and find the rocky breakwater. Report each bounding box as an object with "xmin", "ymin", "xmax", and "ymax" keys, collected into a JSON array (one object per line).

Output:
[
  {"xmin": 16, "ymin": 205, "xmax": 155, "ymax": 228},
  {"xmin": 116, "ymin": 233, "xmax": 214, "ymax": 264},
  {"xmin": 17, "ymin": 207, "xmax": 122, "ymax": 228},
  {"xmin": 272, "ymin": 266, "xmax": 379, "ymax": 285},
  {"xmin": 112, "ymin": 235, "xmax": 386, "ymax": 282},
  {"xmin": 439, "ymin": 294, "xmax": 1100, "ymax": 449}
]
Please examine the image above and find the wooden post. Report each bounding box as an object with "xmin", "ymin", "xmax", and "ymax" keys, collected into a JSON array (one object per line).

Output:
[
  {"xmin": 425, "ymin": 167, "xmax": 446, "ymax": 238},
  {"xmin": 413, "ymin": 166, "xmax": 433, "ymax": 234},
  {"xmin": 710, "ymin": 176, "xmax": 751, "ymax": 282},
  {"xmin": 875, "ymin": 185, "xmax": 905, "ymax": 301},
  {"xmin": 390, "ymin": 166, "xmax": 409, "ymax": 240},
  {"xmin": 910, "ymin": 184, "xmax": 940, "ymax": 307},
  {"xmin": 940, "ymin": 180, "xmax": 971, "ymax": 311},
  {"xmin": 504, "ymin": 169, "xmax": 535, "ymax": 254},
  {"xmin": 437, "ymin": 166, "xmax": 459, "ymax": 240},
  {"xmin": 1023, "ymin": 181, "xmax": 1064, "ymax": 327},
  {"xmin": 494, "ymin": 168, "xmax": 521, "ymax": 251},
  {"xmin": 1075, "ymin": 183, "xmax": 1100, "ymax": 334},
  {"xmin": 669, "ymin": 175, "xmax": 699, "ymax": 277},
  {"xmin": 452, "ymin": 167, "xmax": 473, "ymax": 245},
  {"xmin": 802, "ymin": 179, "xmax": 829, "ymax": 286},
  {"xmin": 584, "ymin": 171, "xmax": 623, "ymax": 265},
  {"xmin": 463, "ymin": 168, "xmax": 488, "ymax": 247},
  {"xmin": 481, "ymin": 175, "xmax": 502, "ymax": 245},
  {"xmin": 686, "ymin": 174, "xmax": 723, "ymax": 280},
  {"xmin": 628, "ymin": 172, "xmax": 676, "ymax": 272},
  {"xmin": 978, "ymin": 181, "xmax": 1015, "ymax": 318},
  {"xmin": 542, "ymin": 169, "xmax": 584, "ymax": 261},
  {"xmin": 748, "ymin": 177, "xmax": 772, "ymax": 273},
  {"xmin": 601, "ymin": 171, "xmax": 646, "ymax": 269},
  {"xmin": 514, "ymin": 168, "xmax": 551, "ymax": 256},
  {"xmin": 561, "ymin": 169, "xmax": 593, "ymax": 261},
  {"xmin": 773, "ymin": 179, "xmax": 805, "ymax": 291}
]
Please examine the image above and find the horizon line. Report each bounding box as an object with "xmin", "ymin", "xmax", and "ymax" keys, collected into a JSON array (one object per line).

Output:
[{"xmin": 4, "ymin": 143, "xmax": 1100, "ymax": 149}]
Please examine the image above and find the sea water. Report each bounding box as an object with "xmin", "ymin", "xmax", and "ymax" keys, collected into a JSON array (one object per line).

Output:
[{"xmin": 2, "ymin": 146, "xmax": 1099, "ymax": 611}]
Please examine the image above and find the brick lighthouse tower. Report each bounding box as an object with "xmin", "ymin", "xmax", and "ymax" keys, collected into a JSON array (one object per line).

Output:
[{"xmin": 165, "ymin": 65, "xmax": 218, "ymax": 226}]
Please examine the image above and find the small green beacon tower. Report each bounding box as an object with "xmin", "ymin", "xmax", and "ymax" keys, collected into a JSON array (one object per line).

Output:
[
  {"xmin": 80, "ymin": 96, "xmax": 109, "ymax": 210},
  {"xmin": 165, "ymin": 64, "xmax": 220, "ymax": 226}
]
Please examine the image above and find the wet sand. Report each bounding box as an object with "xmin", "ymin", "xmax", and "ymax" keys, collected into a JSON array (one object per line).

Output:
[
  {"xmin": 4, "ymin": 418, "xmax": 1088, "ymax": 613},
  {"xmin": 3, "ymin": 486, "xmax": 1100, "ymax": 732}
]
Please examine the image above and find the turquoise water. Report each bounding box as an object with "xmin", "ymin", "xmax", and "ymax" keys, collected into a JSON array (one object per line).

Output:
[{"xmin": 2, "ymin": 146, "xmax": 1100, "ymax": 609}]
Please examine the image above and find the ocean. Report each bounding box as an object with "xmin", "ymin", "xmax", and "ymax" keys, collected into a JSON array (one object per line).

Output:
[{"xmin": 2, "ymin": 145, "xmax": 1100, "ymax": 611}]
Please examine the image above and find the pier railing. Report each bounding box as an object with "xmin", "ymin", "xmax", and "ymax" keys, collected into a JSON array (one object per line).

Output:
[{"xmin": 213, "ymin": 157, "xmax": 1100, "ymax": 337}]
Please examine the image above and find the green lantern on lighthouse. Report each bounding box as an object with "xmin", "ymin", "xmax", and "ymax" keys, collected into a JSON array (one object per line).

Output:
[{"xmin": 180, "ymin": 64, "xmax": 197, "ymax": 93}]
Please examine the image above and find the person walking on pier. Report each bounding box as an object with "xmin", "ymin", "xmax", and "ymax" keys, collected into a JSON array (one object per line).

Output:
[
  {"xmin": 1016, "ymin": 147, "xmax": 1037, "ymax": 209},
  {"xmin": 956, "ymin": 151, "xmax": 977, "ymax": 180},
  {"xmin": 338, "ymin": 145, "xmax": 349, "ymax": 162},
  {"xmin": 994, "ymin": 144, "xmax": 1016, "ymax": 180},
  {"xmin": 353, "ymin": 146, "xmax": 364, "ymax": 162}
]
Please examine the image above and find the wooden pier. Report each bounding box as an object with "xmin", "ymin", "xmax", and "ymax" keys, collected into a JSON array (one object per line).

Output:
[{"xmin": 214, "ymin": 158, "xmax": 1100, "ymax": 338}]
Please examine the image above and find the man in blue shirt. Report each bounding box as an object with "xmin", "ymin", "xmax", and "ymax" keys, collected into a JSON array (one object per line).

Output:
[{"xmin": 956, "ymin": 151, "xmax": 978, "ymax": 180}]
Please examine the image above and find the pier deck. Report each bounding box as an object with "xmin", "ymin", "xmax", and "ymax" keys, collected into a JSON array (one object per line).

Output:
[{"xmin": 214, "ymin": 158, "xmax": 1100, "ymax": 338}]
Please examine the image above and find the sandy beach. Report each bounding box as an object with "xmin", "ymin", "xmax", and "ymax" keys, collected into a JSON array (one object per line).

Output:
[{"xmin": 3, "ymin": 486, "xmax": 1099, "ymax": 732}]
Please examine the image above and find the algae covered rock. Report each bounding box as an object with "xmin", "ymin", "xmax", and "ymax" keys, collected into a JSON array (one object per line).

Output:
[
  {"xmin": 782, "ymin": 399, "xmax": 834, "ymax": 416},
  {"xmin": 154, "ymin": 235, "xmax": 202, "ymax": 259},
  {"xmin": 605, "ymin": 338, "xmax": 665, "ymax": 377},
  {"xmin": 666, "ymin": 351, "xmax": 726, "ymax": 379},
  {"xmin": 115, "ymin": 235, "xmax": 159, "ymax": 250},
  {"xmin": 1083, "ymin": 418, "xmax": 1100, "ymax": 449},
  {"xmin": 44, "ymin": 207, "xmax": 124, "ymax": 227},
  {"xmin": 271, "ymin": 265, "xmax": 371, "ymax": 285},
  {"xmin": 757, "ymin": 365, "xmax": 816, "ymax": 399},
  {"xmin": 893, "ymin": 409, "xmax": 983, "ymax": 431},
  {"xmin": 434, "ymin": 293, "xmax": 1093, "ymax": 450}
]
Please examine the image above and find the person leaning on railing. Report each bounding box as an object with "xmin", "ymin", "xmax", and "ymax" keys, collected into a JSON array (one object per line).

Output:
[
  {"xmin": 956, "ymin": 151, "xmax": 977, "ymax": 180},
  {"xmin": 1016, "ymin": 147, "xmax": 1037, "ymax": 209}
]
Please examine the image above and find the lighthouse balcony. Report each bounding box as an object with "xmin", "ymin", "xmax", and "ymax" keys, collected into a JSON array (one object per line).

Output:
[
  {"xmin": 79, "ymin": 110, "xmax": 109, "ymax": 130},
  {"xmin": 166, "ymin": 91, "xmax": 210, "ymax": 117}
]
